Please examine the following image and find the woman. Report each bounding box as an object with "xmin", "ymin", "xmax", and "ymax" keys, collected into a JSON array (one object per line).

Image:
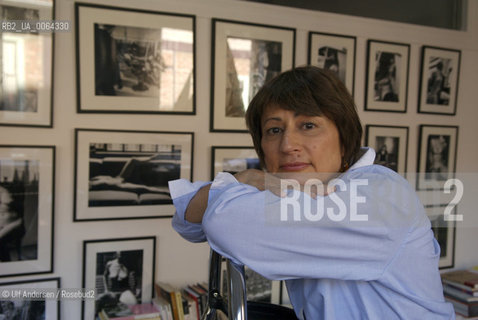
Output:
[{"xmin": 170, "ymin": 66, "xmax": 454, "ymax": 319}]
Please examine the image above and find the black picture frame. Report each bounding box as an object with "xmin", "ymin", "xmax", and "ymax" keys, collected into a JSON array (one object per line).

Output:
[
  {"xmin": 0, "ymin": 145, "xmax": 55, "ymax": 278},
  {"xmin": 0, "ymin": 1, "xmax": 55, "ymax": 127},
  {"xmin": 75, "ymin": 3, "xmax": 196, "ymax": 114},
  {"xmin": 210, "ymin": 18, "xmax": 295, "ymax": 132},
  {"xmin": 73, "ymin": 129, "xmax": 193, "ymax": 221},
  {"xmin": 425, "ymin": 205, "xmax": 456, "ymax": 269},
  {"xmin": 210, "ymin": 146, "xmax": 259, "ymax": 180},
  {"xmin": 308, "ymin": 31, "xmax": 356, "ymax": 96},
  {"xmin": 365, "ymin": 40, "xmax": 410, "ymax": 113},
  {"xmin": 82, "ymin": 236, "xmax": 156, "ymax": 320},
  {"xmin": 417, "ymin": 46, "xmax": 461, "ymax": 115},
  {"xmin": 0, "ymin": 277, "xmax": 61, "ymax": 319},
  {"xmin": 364, "ymin": 125, "xmax": 409, "ymax": 174},
  {"xmin": 416, "ymin": 125, "xmax": 458, "ymax": 191}
]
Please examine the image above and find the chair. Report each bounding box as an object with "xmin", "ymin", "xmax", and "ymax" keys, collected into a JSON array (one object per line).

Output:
[{"xmin": 202, "ymin": 250, "xmax": 297, "ymax": 320}]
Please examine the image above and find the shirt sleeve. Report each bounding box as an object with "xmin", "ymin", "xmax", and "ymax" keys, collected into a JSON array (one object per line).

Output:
[
  {"xmin": 169, "ymin": 178, "xmax": 210, "ymax": 243},
  {"xmin": 201, "ymin": 167, "xmax": 427, "ymax": 282}
]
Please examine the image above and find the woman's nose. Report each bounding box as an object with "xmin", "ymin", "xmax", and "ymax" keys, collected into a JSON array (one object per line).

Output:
[{"xmin": 280, "ymin": 129, "xmax": 301, "ymax": 153}]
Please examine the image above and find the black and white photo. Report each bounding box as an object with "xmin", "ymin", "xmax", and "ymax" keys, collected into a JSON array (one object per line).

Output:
[
  {"xmin": 0, "ymin": 145, "xmax": 54, "ymax": 278},
  {"xmin": 0, "ymin": 159, "xmax": 39, "ymax": 263},
  {"xmin": 224, "ymin": 37, "xmax": 282, "ymax": 118},
  {"xmin": 0, "ymin": 277, "xmax": 60, "ymax": 319},
  {"xmin": 220, "ymin": 260, "xmax": 283, "ymax": 306},
  {"xmin": 211, "ymin": 19, "xmax": 295, "ymax": 132},
  {"xmin": 74, "ymin": 129, "xmax": 193, "ymax": 221},
  {"xmin": 76, "ymin": 3, "xmax": 195, "ymax": 114},
  {"xmin": 211, "ymin": 146, "xmax": 259, "ymax": 179},
  {"xmin": 365, "ymin": 125, "xmax": 408, "ymax": 174},
  {"xmin": 88, "ymin": 142, "xmax": 180, "ymax": 207},
  {"xmin": 308, "ymin": 32, "xmax": 356, "ymax": 95},
  {"xmin": 425, "ymin": 134, "xmax": 451, "ymax": 181},
  {"xmin": 82, "ymin": 237, "xmax": 155, "ymax": 320},
  {"xmin": 365, "ymin": 40, "xmax": 409, "ymax": 112},
  {"xmin": 426, "ymin": 206, "xmax": 455, "ymax": 269},
  {"xmin": 418, "ymin": 46, "xmax": 461, "ymax": 115},
  {"xmin": 0, "ymin": 1, "xmax": 53, "ymax": 127},
  {"xmin": 417, "ymin": 125, "xmax": 458, "ymax": 190}
]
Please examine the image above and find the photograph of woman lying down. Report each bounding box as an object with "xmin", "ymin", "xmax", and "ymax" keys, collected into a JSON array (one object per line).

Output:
[{"xmin": 170, "ymin": 66, "xmax": 454, "ymax": 319}]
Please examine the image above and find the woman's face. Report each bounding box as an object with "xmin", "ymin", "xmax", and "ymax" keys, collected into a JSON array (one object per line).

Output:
[{"xmin": 260, "ymin": 106, "xmax": 343, "ymax": 179}]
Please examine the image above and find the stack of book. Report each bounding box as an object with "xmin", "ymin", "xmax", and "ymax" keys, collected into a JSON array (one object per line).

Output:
[
  {"xmin": 99, "ymin": 302, "xmax": 162, "ymax": 320},
  {"xmin": 441, "ymin": 269, "xmax": 478, "ymax": 319},
  {"xmin": 154, "ymin": 281, "xmax": 209, "ymax": 320},
  {"xmin": 97, "ymin": 280, "xmax": 211, "ymax": 320}
]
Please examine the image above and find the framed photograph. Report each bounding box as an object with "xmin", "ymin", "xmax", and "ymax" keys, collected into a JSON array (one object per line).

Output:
[
  {"xmin": 75, "ymin": 3, "xmax": 195, "ymax": 114},
  {"xmin": 0, "ymin": 277, "xmax": 60, "ymax": 319},
  {"xmin": 418, "ymin": 46, "xmax": 461, "ymax": 115},
  {"xmin": 0, "ymin": 1, "xmax": 54, "ymax": 127},
  {"xmin": 417, "ymin": 125, "xmax": 458, "ymax": 190},
  {"xmin": 74, "ymin": 129, "xmax": 193, "ymax": 221},
  {"xmin": 211, "ymin": 146, "xmax": 260, "ymax": 179},
  {"xmin": 211, "ymin": 18, "xmax": 295, "ymax": 132},
  {"xmin": 426, "ymin": 206, "xmax": 455, "ymax": 269},
  {"xmin": 365, "ymin": 40, "xmax": 410, "ymax": 113},
  {"xmin": 82, "ymin": 237, "xmax": 156, "ymax": 320},
  {"xmin": 308, "ymin": 32, "xmax": 356, "ymax": 95},
  {"xmin": 0, "ymin": 145, "xmax": 55, "ymax": 278},
  {"xmin": 365, "ymin": 125, "xmax": 409, "ymax": 174}
]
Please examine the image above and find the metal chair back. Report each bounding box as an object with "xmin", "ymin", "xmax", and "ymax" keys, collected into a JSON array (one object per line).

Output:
[{"xmin": 202, "ymin": 250, "xmax": 247, "ymax": 320}]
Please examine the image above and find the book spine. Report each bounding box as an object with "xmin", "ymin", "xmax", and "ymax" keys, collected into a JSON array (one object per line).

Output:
[
  {"xmin": 165, "ymin": 302, "xmax": 173, "ymax": 320},
  {"xmin": 170, "ymin": 292, "xmax": 180, "ymax": 320},
  {"xmin": 443, "ymin": 279, "xmax": 478, "ymax": 294},
  {"xmin": 175, "ymin": 291, "xmax": 185, "ymax": 320},
  {"xmin": 445, "ymin": 295, "xmax": 478, "ymax": 317},
  {"xmin": 134, "ymin": 313, "xmax": 162, "ymax": 320},
  {"xmin": 445, "ymin": 295, "xmax": 470, "ymax": 317},
  {"xmin": 98, "ymin": 311, "xmax": 108, "ymax": 320},
  {"xmin": 444, "ymin": 282, "xmax": 478, "ymax": 297},
  {"xmin": 465, "ymin": 280, "xmax": 478, "ymax": 290},
  {"xmin": 189, "ymin": 285, "xmax": 207, "ymax": 315},
  {"xmin": 183, "ymin": 288, "xmax": 200, "ymax": 320},
  {"xmin": 444, "ymin": 284, "xmax": 478, "ymax": 303},
  {"xmin": 155, "ymin": 284, "xmax": 179, "ymax": 320},
  {"xmin": 157, "ymin": 307, "xmax": 168, "ymax": 320}
]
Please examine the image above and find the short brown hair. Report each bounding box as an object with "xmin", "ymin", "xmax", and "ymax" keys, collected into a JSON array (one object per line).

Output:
[{"xmin": 245, "ymin": 65, "xmax": 362, "ymax": 170}]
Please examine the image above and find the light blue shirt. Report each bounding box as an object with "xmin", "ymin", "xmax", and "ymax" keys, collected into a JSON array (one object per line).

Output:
[{"xmin": 170, "ymin": 148, "xmax": 455, "ymax": 319}]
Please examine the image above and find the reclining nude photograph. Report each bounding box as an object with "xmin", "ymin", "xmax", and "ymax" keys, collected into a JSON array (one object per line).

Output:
[{"xmin": 88, "ymin": 142, "xmax": 180, "ymax": 207}]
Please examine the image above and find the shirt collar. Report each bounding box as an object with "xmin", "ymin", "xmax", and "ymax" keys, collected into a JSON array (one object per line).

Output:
[{"xmin": 349, "ymin": 147, "xmax": 375, "ymax": 170}]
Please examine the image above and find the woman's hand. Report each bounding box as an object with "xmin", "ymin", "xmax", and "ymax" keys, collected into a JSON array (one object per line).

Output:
[
  {"xmin": 184, "ymin": 184, "xmax": 211, "ymax": 223},
  {"xmin": 183, "ymin": 169, "xmax": 337, "ymax": 223},
  {"xmin": 234, "ymin": 169, "xmax": 283, "ymax": 197},
  {"xmin": 184, "ymin": 169, "xmax": 279, "ymax": 223},
  {"xmin": 235, "ymin": 169, "xmax": 336, "ymax": 198},
  {"xmin": 234, "ymin": 169, "xmax": 266, "ymax": 190}
]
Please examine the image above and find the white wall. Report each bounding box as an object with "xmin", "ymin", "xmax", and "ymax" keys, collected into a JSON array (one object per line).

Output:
[{"xmin": 1, "ymin": 0, "xmax": 478, "ymax": 319}]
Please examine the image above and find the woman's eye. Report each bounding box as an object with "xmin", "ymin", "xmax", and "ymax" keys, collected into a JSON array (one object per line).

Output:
[
  {"xmin": 266, "ymin": 127, "xmax": 282, "ymax": 135},
  {"xmin": 303, "ymin": 122, "xmax": 316, "ymax": 130}
]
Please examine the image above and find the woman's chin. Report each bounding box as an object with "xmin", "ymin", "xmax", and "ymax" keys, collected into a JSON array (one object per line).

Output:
[{"xmin": 273, "ymin": 170, "xmax": 341, "ymax": 185}]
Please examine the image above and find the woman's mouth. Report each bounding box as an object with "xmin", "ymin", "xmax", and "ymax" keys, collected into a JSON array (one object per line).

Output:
[{"xmin": 279, "ymin": 162, "xmax": 310, "ymax": 171}]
